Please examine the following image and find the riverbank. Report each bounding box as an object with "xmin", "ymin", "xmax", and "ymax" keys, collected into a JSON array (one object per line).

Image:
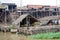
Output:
[
  {"xmin": 0, "ymin": 32, "xmax": 60, "ymax": 40},
  {"xmin": 0, "ymin": 32, "xmax": 29, "ymax": 40},
  {"xmin": 29, "ymin": 32, "xmax": 60, "ymax": 39}
]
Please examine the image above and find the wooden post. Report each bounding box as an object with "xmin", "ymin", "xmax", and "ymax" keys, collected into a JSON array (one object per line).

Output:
[
  {"xmin": 5, "ymin": 9, "xmax": 7, "ymax": 25},
  {"xmin": 26, "ymin": 17, "xmax": 28, "ymax": 27},
  {"xmin": 27, "ymin": 16, "xmax": 30, "ymax": 27}
]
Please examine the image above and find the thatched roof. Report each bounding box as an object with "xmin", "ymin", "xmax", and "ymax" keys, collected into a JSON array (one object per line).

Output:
[{"xmin": 12, "ymin": 14, "xmax": 38, "ymax": 25}]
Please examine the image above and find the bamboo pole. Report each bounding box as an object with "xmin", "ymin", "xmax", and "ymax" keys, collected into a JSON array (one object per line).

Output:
[
  {"xmin": 5, "ymin": 9, "xmax": 7, "ymax": 25},
  {"xmin": 56, "ymin": 0, "xmax": 58, "ymax": 16},
  {"xmin": 19, "ymin": 0, "xmax": 22, "ymax": 27}
]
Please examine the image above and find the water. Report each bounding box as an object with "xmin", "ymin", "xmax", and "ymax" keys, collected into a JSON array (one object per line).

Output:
[
  {"xmin": 0, "ymin": 32, "xmax": 59, "ymax": 40},
  {"xmin": 0, "ymin": 32, "xmax": 29, "ymax": 40}
]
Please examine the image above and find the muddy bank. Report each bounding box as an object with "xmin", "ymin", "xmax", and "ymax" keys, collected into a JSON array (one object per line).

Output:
[{"xmin": 0, "ymin": 32, "xmax": 30, "ymax": 40}]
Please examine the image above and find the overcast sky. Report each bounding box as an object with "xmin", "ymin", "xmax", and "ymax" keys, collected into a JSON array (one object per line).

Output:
[{"xmin": 0, "ymin": 0, "xmax": 60, "ymax": 7}]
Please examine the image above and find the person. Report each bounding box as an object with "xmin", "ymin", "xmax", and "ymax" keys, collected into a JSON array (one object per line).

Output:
[{"xmin": 52, "ymin": 19, "xmax": 58, "ymax": 25}]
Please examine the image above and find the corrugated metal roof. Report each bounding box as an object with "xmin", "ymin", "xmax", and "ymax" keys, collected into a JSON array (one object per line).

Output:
[
  {"xmin": 2, "ymin": 3, "xmax": 15, "ymax": 5},
  {"xmin": 44, "ymin": 6, "xmax": 58, "ymax": 8},
  {"xmin": 27, "ymin": 5, "xmax": 43, "ymax": 9},
  {"xmin": 49, "ymin": 6, "xmax": 58, "ymax": 8},
  {"xmin": 17, "ymin": 6, "xmax": 28, "ymax": 10}
]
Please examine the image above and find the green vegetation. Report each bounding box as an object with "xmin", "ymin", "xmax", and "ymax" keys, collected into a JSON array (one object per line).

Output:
[
  {"xmin": 29, "ymin": 32, "xmax": 60, "ymax": 39},
  {"xmin": 9, "ymin": 25, "xmax": 15, "ymax": 29},
  {"xmin": 32, "ymin": 22, "xmax": 39, "ymax": 26}
]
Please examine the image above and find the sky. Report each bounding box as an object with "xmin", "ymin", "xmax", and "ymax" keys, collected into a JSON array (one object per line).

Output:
[{"xmin": 0, "ymin": 0, "xmax": 60, "ymax": 7}]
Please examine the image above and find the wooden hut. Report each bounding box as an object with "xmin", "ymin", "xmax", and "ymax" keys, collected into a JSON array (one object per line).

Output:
[{"xmin": 12, "ymin": 14, "xmax": 38, "ymax": 27}]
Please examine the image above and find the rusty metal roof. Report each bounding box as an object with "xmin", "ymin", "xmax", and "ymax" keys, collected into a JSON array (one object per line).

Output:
[
  {"xmin": 27, "ymin": 5, "xmax": 43, "ymax": 9},
  {"xmin": 44, "ymin": 6, "xmax": 58, "ymax": 8}
]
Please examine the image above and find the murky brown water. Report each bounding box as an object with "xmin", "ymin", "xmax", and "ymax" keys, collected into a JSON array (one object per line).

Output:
[{"xmin": 0, "ymin": 32, "xmax": 30, "ymax": 40}]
